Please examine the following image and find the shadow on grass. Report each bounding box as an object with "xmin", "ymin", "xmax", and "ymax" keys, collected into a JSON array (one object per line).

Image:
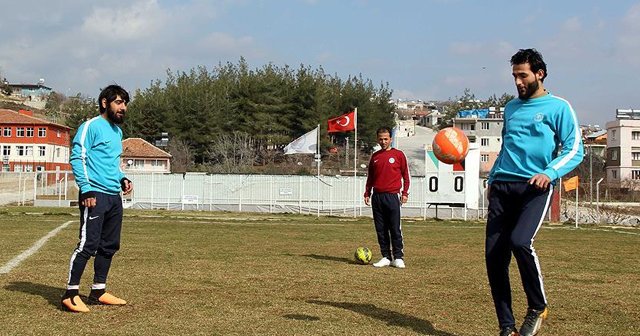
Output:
[
  {"xmin": 308, "ymin": 299, "xmax": 456, "ymax": 336},
  {"xmin": 283, "ymin": 313, "xmax": 321, "ymax": 321},
  {"xmin": 301, "ymin": 254, "xmax": 356, "ymax": 264},
  {"xmin": 5, "ymin": 281, "xmax": 65, "ymax": 310}
]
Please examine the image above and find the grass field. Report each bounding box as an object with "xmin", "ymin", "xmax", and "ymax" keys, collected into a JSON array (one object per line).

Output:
[{"xmin": 0, "ymin": 207, "xmax": 638, "ymax": 336}]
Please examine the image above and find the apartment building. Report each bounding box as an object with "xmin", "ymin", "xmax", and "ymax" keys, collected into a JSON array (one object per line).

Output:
[
  {"xmin": 0, "ymin": 109, "xmax": 71, "ymax": 172},
  {"xmin": 606, "ymin": 109, "xmax": 640, "ymax": 187}
]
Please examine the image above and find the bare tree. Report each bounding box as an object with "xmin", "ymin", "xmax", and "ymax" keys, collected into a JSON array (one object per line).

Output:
[
  {"xmin": 207, "ymin": 131, "xmax": 258, "ymax": 173},
  {"xmin": 167, "ymin": 138, "xmax": 194, "ymax": 173}
]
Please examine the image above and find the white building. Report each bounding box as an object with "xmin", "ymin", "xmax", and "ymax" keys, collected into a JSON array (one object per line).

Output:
[{"xmin": 606, "ymin": 109, "xmax": 640, "ymax": 188}]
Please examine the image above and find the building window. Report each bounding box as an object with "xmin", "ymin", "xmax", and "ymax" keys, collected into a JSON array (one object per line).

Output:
[
  {"xmin": 612, "ymin": 170, "xmax": 618, "ymax": 179},
  {"xmin": 16, "ymin": 127, "xmax": 25, "ymax": 137},
  {"xmin": 459, "ymin": 123, "xmax": 475, "ymax": 131},
  {"xmin": 36, "ymin": 166, "xmax": 44, "ymax": 172},
  {"xmin": 633, "ymin": 170, "xmax": 640, "ymax": 180},
  {"xmin": 134, "ymin": 159, "xmax": 145, "ymax": 168},
  {"xmin": 14, "ymin": 164, "xmax": 22, "ymax": 172},
  {"xmin": 57, "ymin": 130, "xmax": 61, "ymax": 138},
  {"xmin": 481, "ymin": 122, "xmax": 490, "ymax": 130},
  {"xmin": 26, "ymin": 146, "xmax": 33, "ymax": 156},
  {"xmin": 56, "ymin": 148, "xmax": 61, "ymax": 157},
  {"xmin": 480, "ymin": 138, "xmax": 489, "ymax": 146},
  {"xmin": 481, "ymin": 154, "xmax": 489, "ymax": 162},
  {"xmin": 633, "ymin": 152, "xmax": 640, "ymax": 161},
  {"xmin": 2, "ymin": 145, "xmax": 10, "ymax": 156},
  {"xmin": 2, "ymin": 164, "xmax": 9, "ymax": 172},
  {"xmin": 25, "ymin": 165, "xmax": 33, "ymax": 172},
  {"xmin": 17, "ymin": 145, "xmax": 25, "ymax": 156},
  {"xmin": 611, "ymin": 149, "xmax": 618, "ymax": 161},
  {"xmin": 3, "ymin": 127, "xmax": 11, "ymax": 137},
  {"xmin": 154, "ymin": 160, "xmax": 167, "ymax": 168},
  {"xmin": 633, "ymin": 131, "xmax": 640, "ymax": 140},
  {"xmin": 611, "ymin": 130, "xmax": 616, "ymax": 140},
  {"xmin": 26, "ymin": 127, "xmax": 34, "ymax": 137},
  {"xmin": 39, "ymin": 146, "xmax": 45, "ymax": 156},
  {"xmin": 38, "ymin": 127, "xmax": 46, "ymax": 137}
]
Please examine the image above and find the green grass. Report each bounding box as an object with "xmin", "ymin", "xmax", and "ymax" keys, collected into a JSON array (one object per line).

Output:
[{"xmin": 0, "ymin": 207, "xmax": 638, "ymax": 335}]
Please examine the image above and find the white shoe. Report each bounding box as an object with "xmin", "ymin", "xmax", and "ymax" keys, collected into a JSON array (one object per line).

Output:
[
  {"xmin": 391, "ymin": 259, "xmax": 405, "ymax": 268},
  {"xmin": 373, "ymin": 257, "xmax": 391, "ymax": 268}
]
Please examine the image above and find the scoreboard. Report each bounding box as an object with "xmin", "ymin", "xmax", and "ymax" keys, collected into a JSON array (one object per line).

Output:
[{"xmin": 424, "ymin": 143, "xmax": 480, "ymax": 208}]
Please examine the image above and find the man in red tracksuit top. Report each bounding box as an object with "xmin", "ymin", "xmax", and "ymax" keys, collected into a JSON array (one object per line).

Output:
[{"xmin": 364, "ymin": 126, "xmax": 411, "ymax": 268}]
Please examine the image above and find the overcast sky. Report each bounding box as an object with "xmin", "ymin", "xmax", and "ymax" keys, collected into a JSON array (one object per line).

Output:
[{"xmin": 1, "ymin": 0, "xmax": 638, "ymax": 126}]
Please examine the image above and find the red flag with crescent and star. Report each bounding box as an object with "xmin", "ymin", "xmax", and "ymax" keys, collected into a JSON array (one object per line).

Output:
[{"xmin": 327, "ymin": 111, "xmax": 356, "ymax": 133}]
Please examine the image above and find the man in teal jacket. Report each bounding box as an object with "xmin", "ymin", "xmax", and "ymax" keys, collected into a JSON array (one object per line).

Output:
[
  {"xmin": 486, "ymin": 49, "xmax": 584, "ymax": 336},
  {"xmin": 62, "ymin": 84, "xmax": 133, "ymax": 313}
]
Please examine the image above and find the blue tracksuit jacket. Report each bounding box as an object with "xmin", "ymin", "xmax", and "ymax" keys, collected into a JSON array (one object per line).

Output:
[
  {"xmin": 488, "ymin": 93, "xmax": 584, "ymax": 184},
  {"xmin": 70, "ymin": 116, "xmax": 126, "ymax": 195}
]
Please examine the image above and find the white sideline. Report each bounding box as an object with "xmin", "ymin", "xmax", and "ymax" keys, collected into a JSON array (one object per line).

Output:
[{"xmin": 0, "ymin": 220, "xmax": 74, "ymax": 274}]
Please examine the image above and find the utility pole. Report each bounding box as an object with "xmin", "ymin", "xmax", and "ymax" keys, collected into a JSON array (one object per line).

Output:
[{"xmin": 589, "ymin": 145, "xmax": 593, "ymax": 204}]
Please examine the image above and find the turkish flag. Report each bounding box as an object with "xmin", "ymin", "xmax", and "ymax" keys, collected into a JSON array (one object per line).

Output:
[{"xmin": 327, "ymin": 111, "xmax": 356, "ymax": 133}]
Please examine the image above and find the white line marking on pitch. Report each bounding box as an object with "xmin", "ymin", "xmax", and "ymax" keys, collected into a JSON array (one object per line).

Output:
[{"xmin": 0, "ymin": 220, "xmax": 74, "ymax": 275}]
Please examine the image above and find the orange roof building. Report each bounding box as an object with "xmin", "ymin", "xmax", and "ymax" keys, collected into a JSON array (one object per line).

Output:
[{"xmin": 121, "ymin": 138, "xmax": 172, "ymax": 173}]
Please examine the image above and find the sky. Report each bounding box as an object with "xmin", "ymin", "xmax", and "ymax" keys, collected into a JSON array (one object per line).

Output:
[{"xmin": 1, "ymin": 0, "xmax": 638, "ymax": 127}]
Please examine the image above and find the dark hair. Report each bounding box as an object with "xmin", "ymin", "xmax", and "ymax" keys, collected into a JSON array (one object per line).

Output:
[
  {"xmin": 376, "ymin": 126, "xmax": 393, "ymax": 136},
  {"xmin": 510, "ymin": 48, "xmax": 547, "ymax": 81},
  {"xmin": 98, "ymin": 84, "xmax": 129, "ymax": 113}
]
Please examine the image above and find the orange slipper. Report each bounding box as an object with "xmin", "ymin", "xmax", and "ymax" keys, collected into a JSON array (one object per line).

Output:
[
  {"xmin": 92, "ymin": 292, "xmax": 127, "ymax": 305},
  {"xmin": 61, "ymin": 295, "xmax": 90, "ymax": 313}
]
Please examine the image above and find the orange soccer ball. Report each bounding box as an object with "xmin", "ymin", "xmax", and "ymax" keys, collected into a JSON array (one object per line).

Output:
[{"xmin": 432, "ymin": 127, "xmax": 469, "ymax": 164}]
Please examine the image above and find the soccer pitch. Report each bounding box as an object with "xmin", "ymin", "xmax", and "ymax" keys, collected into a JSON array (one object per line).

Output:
[{"xmin": 0, "ymin": 207, "xmax": 638, "ymax": 335}]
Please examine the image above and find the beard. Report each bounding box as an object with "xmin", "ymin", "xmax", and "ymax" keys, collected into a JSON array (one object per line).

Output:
[
  {"xmin": 106, "ymin": 107, "xmax": 125, "ymax": 124},
  {"xmin": 518, "ymin": 80, "xmax": 539, "ymax": 100}
]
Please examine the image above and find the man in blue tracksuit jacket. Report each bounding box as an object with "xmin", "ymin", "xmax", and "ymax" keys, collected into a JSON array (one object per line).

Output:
[
  {"xmin": 486, "ymin": 49, "xmax": 584, "ymax": 336},
  {"xmin": 62, "ymin": 84, "xmax": 133, "ymax": 313}
]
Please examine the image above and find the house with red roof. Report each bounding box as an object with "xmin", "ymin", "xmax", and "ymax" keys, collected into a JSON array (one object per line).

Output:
[
  {"xmin": 121, "ymin": 138, "xmax": 172, "ymax": 173},
  {"xmin": 0, "ymin": 109, "xmax": 71, "ymax": 172}
]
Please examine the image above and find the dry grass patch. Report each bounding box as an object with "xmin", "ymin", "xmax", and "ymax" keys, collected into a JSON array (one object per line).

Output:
[{"xmin": 0, "ymin": 207, "xmax": 638, "ymax": 335}]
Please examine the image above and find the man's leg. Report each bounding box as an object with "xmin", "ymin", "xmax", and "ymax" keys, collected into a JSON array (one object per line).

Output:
[
  {"xmin": 511, "ymin": 185, "xmax": 553, "ymax": 335},
  {"xmin": 384, "ymin": 193, "xmax": 404, "ymax": 261},
  {"xmin": 63, "ymin": 193, "xmax": 106, "ymax": 312},
  {"xmin": 66, "ymin": 196, "xmax": 106, "ymax": 289},
  {"xmin": 510, "ymin": 185, "xmax": 553, "ymax": 311},
  {"xmin": 90, "ymin": 194, "xmax": 126, "ymax": 305},
  {"xmin": 486, "ymin": 182, "xmax": 518, "ymax": 329},
  {"xmin": 372, "ymin": 193, "xmax": 391, "ymax": 260},
  {"xmin": 93, "ymin": 194, "xmax": 123, "ymax": 285}
]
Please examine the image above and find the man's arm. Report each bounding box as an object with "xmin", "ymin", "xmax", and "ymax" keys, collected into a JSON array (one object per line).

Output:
[
  {"xmin": 69, "ymin": 122, "xmax": 97, "ymax": 206},
  {"xmin": 540, "ymin": 103, "xmax": 584, "ymax": 181},
  {"xmin": 364, "ymin": 157, "xmax": 374, "ymax": 205},
  {"xmin": 400, "ymin": 151, "xmax": 410, "ymax": 204}
]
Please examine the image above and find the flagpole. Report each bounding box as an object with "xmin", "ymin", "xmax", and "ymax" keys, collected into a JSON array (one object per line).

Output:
[
  {"xmin": 353, "ymin": 108, "xmax": 358, "ymax": 218},
  {"xmin": 316, "ymin": 124, "xmax": 320, "ymax": 218},
  {"xmin": 575, "ymin": 184, "xmax": 579, "ymax": 228}
]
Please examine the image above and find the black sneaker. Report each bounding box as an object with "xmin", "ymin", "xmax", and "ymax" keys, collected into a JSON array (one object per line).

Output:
[
  {"xmin": 499, "ymin": 325, "xmax": 519, "ymax": 336},
  {"xmin": 519, "ymin": 307, "xmax": 549, "ymax": 336}
]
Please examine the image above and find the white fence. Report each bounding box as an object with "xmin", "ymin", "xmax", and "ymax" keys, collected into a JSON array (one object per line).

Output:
[
  {"xmin": 0, "ymin": 171, "xmax": 486, "ymax": 220},
  {"xmin": 0, "ymin": 171, "xmax": 74, "ymax": 207}
]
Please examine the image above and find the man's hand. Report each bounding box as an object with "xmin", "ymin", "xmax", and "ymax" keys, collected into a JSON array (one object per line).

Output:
[
  {"xmin": 401, "ymin": 195, "xmax": 408, "ymax": 204},
  {"xmin": 364, "ymin": 196, "xmax": 370, "ymax": 206},
  {"xmin": 529, "ymin": 173, "xmax": 551, "ymax": 190},
  {"xmin": 81, "ymin": 197, "xmax": 97, "ymax": 208}
]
